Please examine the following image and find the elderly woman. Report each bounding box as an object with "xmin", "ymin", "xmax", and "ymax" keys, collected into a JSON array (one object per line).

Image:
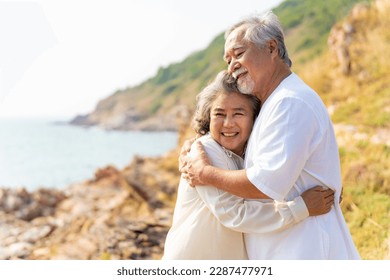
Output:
[{"xmin": 162, "ymin": 71, "xmax": 334, "ymax": 260}]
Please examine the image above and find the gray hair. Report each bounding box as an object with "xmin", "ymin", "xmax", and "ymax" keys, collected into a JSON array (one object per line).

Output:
[
  {"xmin": 193, "ymin": 71, "xmax": 261, "ymax": 135},
  {"xmin": 225, "ymin": 11, "xmax": 292, "ymax": 67}
]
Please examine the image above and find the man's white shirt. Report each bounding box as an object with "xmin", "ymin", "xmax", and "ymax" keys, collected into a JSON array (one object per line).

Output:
[{"xmin": 244, "ymin": 73, "xmax": 360, "ymax": 259}]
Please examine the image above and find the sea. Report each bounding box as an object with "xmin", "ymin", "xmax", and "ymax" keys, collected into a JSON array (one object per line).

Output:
[{"xmin": 0, "ymin": 118, "xmax": 178, "ymax": 190}]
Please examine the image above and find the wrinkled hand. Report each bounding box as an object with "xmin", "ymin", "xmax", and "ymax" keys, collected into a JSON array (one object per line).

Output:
[
  {"xmin": 185, "ymin": 142, "xmax": 211, "ymax": 186},
  {"xmin": 302, "ymin": 186, "xmax": 335, "ymax": 216}
]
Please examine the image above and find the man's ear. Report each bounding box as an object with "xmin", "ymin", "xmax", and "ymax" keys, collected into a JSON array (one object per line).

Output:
[{"xmin": 268, "ymin": 40, "xmax": 278, "ymax": 55}]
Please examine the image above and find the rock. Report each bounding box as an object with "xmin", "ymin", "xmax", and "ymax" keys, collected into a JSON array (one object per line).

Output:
[
  {"xmin": 2, "ymin": 242, "xmax": 33, "ymax": 259},
  {"xmin": 0, "ymin": 187, "xmax": 65, "ymax": 221},
  {"xmin": 0, "ymin": 133, "xmax": 179, "ymax": 260},
  {"xmin": 374, "ymin": 0, "xmax": 390, "ymax": 15},
  {"xmin": 328, "ymin": 23, "xmax": 354, "ymax": 75},
  {"xmin": 18, "ymin": 225, "xmax": 53, "ymax": 243}
]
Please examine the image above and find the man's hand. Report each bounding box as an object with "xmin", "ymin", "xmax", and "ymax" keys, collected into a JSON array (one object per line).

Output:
[
  {"xmin": 178, "ymin": 138, "xmax": 195, "ymax": 173},
  {"xmin": 301, "ymin": 186, "xmax": 335, "ymax": 216},
  {"xmin": 186, "ymin": 141, "xmax": 212, "ymax": 186}
]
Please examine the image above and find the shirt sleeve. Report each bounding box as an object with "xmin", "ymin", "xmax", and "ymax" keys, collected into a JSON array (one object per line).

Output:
[
  {"xmin": 246, "ymin": 97, "xmax": 322, "ymax": 201},
  {"xmin": 192, "ymin": 138, "xmax": 309, "ymax": 234}
]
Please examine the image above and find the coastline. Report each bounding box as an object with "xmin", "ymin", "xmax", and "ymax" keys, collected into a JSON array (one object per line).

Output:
[
  {"xmin": 0, "ymin": 117, "xmax": 178, "ymax": 191},
  {"xmin": 0, "ymin": 152, "xmax": 180, "ymax": 260}
]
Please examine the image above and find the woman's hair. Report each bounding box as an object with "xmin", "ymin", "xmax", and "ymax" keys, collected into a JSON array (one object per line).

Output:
[
  {"xmin": 224, "ymin": 11, "xmax": 292, "ymax": 67},
  {"xmin": 192, "ymin": 71, "xmax": 261, "ymax": 135}
]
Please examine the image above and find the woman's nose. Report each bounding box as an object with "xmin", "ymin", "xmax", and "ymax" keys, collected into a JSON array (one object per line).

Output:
[{"xmin": 223, "ymin": 116, "xmax": 235, "ymax": 127}]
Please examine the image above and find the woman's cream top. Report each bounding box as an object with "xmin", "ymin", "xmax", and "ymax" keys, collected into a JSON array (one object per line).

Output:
[{"xmin": 162, "ymin": 134, "xmax": 308, "ymax": 260}]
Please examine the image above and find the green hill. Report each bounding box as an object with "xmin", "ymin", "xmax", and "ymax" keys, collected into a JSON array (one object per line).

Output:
[
  {"xmin": 274, "ymin": 0, "xmax": 360, "ymax": 66},
  {"xmin": 71, "ymin": 0, "xmax": 363, "ymax": 131}
]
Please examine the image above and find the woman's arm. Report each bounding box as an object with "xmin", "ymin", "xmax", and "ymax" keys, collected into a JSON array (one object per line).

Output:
[{"xmin": 196, "ymin": 185, "xmax": 306, "ymax": 234}]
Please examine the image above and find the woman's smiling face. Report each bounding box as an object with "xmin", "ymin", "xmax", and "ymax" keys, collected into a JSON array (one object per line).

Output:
[{"xmin": 210, "ymin": 91, "xmax": 255, "ymax": 156}]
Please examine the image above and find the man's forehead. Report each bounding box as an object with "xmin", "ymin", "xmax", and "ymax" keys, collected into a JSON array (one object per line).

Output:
[{"xmin": 224, "ymin": 27, "xmax": 247, "ymax": 52}]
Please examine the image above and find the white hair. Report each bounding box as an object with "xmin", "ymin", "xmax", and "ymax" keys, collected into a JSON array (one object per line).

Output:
[{"xmin": 225, "ymin": 11, "xmax": 292, "ymax": 67}]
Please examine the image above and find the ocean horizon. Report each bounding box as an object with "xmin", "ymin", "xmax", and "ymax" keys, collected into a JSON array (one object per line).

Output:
[{"xmin": 0, "ymin": 117, "xmax": 178, "ymax": 190}]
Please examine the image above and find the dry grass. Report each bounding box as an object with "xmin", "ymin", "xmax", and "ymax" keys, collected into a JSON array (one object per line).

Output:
[{"xmin": 297, "ymin": 4, "xmax": 390, "ymax": 259}]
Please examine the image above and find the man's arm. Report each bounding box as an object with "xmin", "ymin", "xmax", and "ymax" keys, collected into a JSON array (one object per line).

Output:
[
  {"xmin": 186, "ymin": 141, "xmax": 269, "ymax": 199},
  {"xmin": 193, "ymin": 140, "xmax": 334, "ymax": 233}
]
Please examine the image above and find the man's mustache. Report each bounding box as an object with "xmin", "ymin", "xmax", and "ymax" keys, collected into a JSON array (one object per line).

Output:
[{"xmin": 232, "ymin": 68, "xmax": 247, "ymax": 80}]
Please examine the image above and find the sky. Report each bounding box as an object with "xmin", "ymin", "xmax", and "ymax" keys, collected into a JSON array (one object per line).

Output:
[{"xmin": 0, "ymin": 0, "xmax": 283, "ymax": 120}]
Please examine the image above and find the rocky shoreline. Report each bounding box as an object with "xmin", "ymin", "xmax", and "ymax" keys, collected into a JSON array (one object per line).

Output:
[
  {"xmin": 0, "ymin": 152, "xmax": 181, "ymax": 260},
  {"xmin": 69, "ymin": 105, "xmax": 192, "ymax": 132}
]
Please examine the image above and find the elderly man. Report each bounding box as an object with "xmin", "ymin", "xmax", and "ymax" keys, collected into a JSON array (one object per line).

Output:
[{"xmin": 183, "ymin": 11, "xmax": 360, "ymax": 259}]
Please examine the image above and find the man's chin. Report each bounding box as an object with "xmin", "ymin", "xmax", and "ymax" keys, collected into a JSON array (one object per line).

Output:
[
  {"xmin": 238, "ymin": 84, "xmax": 254, "ymax": 95},
  {"xmin": 237, "ymin": 78, "xmax": 255, "ymax": 94}
]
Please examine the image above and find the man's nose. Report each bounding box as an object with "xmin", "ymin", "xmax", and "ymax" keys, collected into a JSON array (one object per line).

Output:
[{"xmin": 228, "ymin": 59, "xmax": 240, "ymax": 74}]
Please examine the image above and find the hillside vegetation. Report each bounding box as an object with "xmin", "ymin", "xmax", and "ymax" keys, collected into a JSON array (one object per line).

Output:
[
  {"xmin": 274, "ymin": 0, "xmax": 360, "ymax": 65},
  {"xmin": 71, "ymin": 0, "xmax": 363, "ymax": 131},
  {"xmin": 299, "ymin": 1, "xmax": 390, "ymax": 259}
]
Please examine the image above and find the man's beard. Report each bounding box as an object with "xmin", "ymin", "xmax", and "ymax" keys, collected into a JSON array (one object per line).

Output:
[{"xmin": 237, "ymin": 75, "xmax": 255, "ymax": 95}]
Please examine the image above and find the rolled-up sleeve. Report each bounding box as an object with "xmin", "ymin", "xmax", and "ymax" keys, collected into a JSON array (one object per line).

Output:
[{"xmin": 246, "ymin": 98, "xmax": 322, "ymax": 201}]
